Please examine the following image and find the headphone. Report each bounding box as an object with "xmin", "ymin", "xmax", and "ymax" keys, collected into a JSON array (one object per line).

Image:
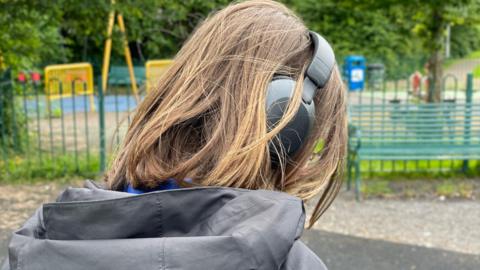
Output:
[{"xmin": 266, "ymin": 31, "xmax": 335, "ymax": 164}]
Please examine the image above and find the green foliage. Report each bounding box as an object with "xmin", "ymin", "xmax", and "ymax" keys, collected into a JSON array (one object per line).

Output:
[
  {"xmin": 467, "ymin": 50, "xmax": 480, "ymax": 59},
  {"xmin": 435, "ymin": 181, "xmax": 474, "ymax": 198},
  {"xmin": 0, "ymin": 1, "xmax": 66, "ymax": 71},
  {"xmin": 1, "ymin": 0, "xmax": 480, "ymax": 78},
  {"xmin": 51, "ymin": 107, "xmax": 63, "ymax": 118},
  {"xmin": 0, "ymin": 153, "xmax": 100, "ymax": 183},
  {"xmin": 0, "ymin": 0, "xmax": 233, "ymax": 71},
  {"xmin": 285, "ymin": 0, "xmax": 425, "ymax": 78},
  {"xmin": 359, "ymin": 160, "xmax": 480, "ymax": 180},
  {"xmin": 435, "ymin": 181, "xmax": 457, "ymax": 197},
  {"xmin": 451, "ymin": 25, "xmax": 480, "ymax": 58},
  {"xmin": 393, "ymin": 0, "xmax": 480, "ymax": 101},
  {"xmin": 474, "ymin": 65, "xmax": 480, "ymax": 78},
  {"xmin": 362, "ymin": 178, "xmax": 477, "ymax": 198},
  {"xmin": 114, "ymin": 0, "xmax": 231, "ymax": 61},
  {"xmin": 361, "ymin": 180, "xmax": 393, "ymax": 198},
  {"xmin": 44, "ymin": 0, "xmax": 232, "ymax": 64},
  {"xmin": 0, "ymin": 71, "xmax": 27, "ymax": 151}
]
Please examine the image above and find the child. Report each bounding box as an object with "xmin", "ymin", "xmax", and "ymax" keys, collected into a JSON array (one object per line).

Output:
[{"xmin": 2, "ymin": 1, "xmax": 346, "ymax": 269}]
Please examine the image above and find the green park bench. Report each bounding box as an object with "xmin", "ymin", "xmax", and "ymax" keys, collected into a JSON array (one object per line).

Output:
[
  {"xmin": 347, "ymin": 101, "xmax": 480, "ymax": 199},
  {"xmin": 108, "ymin": 65, "xmax": 146, "ymax": 86}
]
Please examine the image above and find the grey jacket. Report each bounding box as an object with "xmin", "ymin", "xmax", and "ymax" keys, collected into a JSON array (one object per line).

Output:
[{"xmin": 2, "ymin": 181, "xmax": 326, "ymax": 270}]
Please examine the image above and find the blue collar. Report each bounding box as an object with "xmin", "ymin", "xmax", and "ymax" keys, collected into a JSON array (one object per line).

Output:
[{"xmin": 124, "ymin": 179, "xmax": 181, "ymax": 194}]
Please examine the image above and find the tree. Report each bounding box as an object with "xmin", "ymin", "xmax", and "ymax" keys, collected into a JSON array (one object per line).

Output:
[
  {"xmin": 1, "ymin": 0, "xmax": 479, "ymax": 90},
  {"xmin": 285, "ymin": 0, "xmax": 425, "ymax": 79},
  {"xmin": 0, "ymin": 0, "xmax": 233, "ymax": 71},
  {"xmin": 450, "ymin": 24, "xmax": 480, "ymax": 58},
  {"xmin": 407, "ymin": 0, "xmax": 480, "ymax": 102},
  {"xmin": 113, "ymin": 0, "xmax": 231, "ymax": 60},
  {"xmin": 356, "ymin": 0, "xmax": 480, "ymax": 102},
  {"xmin": 56, "ymin": 0, "xmax": 232, "ymax": 64},
  {"xmin": 0, "ymin": 1, "xmax": 66, "ymax": 72}
]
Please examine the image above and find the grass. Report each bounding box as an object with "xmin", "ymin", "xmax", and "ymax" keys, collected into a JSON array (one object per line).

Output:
[
  {"xmin": 361, "ymin": 180, "xmax": 393, "ymax": 197},
  {"xmin": 473, "ymin": 65, "xmax": 480, "ymax": 78},
  {"xmin": 443, "ymin": 58, "xmax": 459, "ymax": 69},
  {"xmin": 435, "ymin": 181, "xmax": 457, "ymax": 197},
  {"xmin": 458, "ymin": 182, "xmax": 475, "ymax": 197},
  {"xmin": 443, "ymin": 50, "xmax": 480, "ymax": 69},
  {"xmin": 467, "ymin": 50, "xmax": 480, "ymax": 78},
  {"xmin": 466, "ymin": 50, "xmax": 480, "ymax": 59},
  {"xmin": 0, "ymin": 152, "xmax": 100, "ymax": 184},
  {"xmin": 358, "ymin": 159, "xmax": 480, "ymax": 180},
  {"xmin": 2, "ymin": 149, "xmax": 479, "ymax": 200},
  {"xmin": 362, "ymin": 178, "xmax": 478, "ymax": 199},
  {"xmin": 356, "ymin": 159, "xmax": 480, "ymax": 197},
  {"xmin": 51, "ymin": 107, "xmax": 63, "ymax": 118},
  {"xmin": 435, "ymin": 181, "xmax": 474, "ymax": 198}
]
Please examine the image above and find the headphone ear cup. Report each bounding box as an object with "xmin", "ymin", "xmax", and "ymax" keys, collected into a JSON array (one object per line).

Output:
[{"xmin": 266, "ymin": 77, "xmax": 315, "ymax": 164}]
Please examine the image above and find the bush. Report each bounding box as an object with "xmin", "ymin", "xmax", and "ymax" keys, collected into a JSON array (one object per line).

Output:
[
  {"xmin": 450, "ymin": 25, "xmax": 480, "ymax": 59},
  {"xmin": 0, "ymin": 70, "xmax": 27, "ymax": 153}
]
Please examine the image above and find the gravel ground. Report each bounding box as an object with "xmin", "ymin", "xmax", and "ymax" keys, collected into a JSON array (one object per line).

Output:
[
  {"xmin": 0, "ymin": 181, "xmax": 70, "ymax": 258},
  {"xmin": 0, "ymin": 183, "xmax": 66, "ymax": 231},
  {"xmin": 310, "ymin": 189, "xmax": 480, "ymax": 255},
  {"xmin": 1, "ymin": 181, "xmax": 479, "ymax": 256}
]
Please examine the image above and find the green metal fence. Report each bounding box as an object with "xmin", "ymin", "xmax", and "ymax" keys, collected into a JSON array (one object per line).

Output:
[
  {"xmin": 1, "ymin": 68, "xmax": 479, "ymax": 182},
  {"xmin": 348, "ymin": 73, "xmax": 480, "ymax": 178},
  {"xmin": 0, "ymin": 72, "xmax": 101, "ymax": 181},
  {"xmin": 0, "ymin": 69, "xmax": 146, "ymax": 182},
  {"xmin": 348, "ymin": 73, "xmax": 473, "ymax": 107}
]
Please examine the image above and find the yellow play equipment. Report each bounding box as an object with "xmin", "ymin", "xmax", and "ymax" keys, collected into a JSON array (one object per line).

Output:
[
  {"xmin": 145, "ymin": 59, "xmax": 174, "ymax": 92},
  {"xmin": 0, "ymin": 52, "xmax": 4, "ymax": 72},
  {"xmin": 101, "ymin": 0, "xmax": 139, "ymax": 102},
  {"xmin": 44, "ymin": 62, "xmax": 96, "ymax": 111}
]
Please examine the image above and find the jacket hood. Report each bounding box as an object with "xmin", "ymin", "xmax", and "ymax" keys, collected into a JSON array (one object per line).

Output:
[{"xmin": 4, "ymin": 180, "xmax": 308, "ymax": 270}]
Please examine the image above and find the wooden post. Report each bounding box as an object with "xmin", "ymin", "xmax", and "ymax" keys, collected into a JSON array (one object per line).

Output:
[
  {"xmin": 117, "ymin": 14, "xmax": 139, "ymax": 102},
  {"xmin": 101, "ymin": 3, "xmax": 115, "ymax": 94},
  {"xmin": 0, "ymin": 51, "xmax": 4, "ymax": 72},
  {"xmin": 101, "ymin": 0, "xmax": 140, "ymax": 102}
]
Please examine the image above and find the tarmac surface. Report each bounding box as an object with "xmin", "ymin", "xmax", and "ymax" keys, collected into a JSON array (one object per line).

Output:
[
  {"xmin": 1, "ymin": 181, "xmax": 479, "ymax": 269},
  {"xmin": 302, "ymin": 230, "xmax": 480, "ymax": 270}
]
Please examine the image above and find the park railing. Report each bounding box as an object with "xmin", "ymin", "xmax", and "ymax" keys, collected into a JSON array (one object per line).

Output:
[
  {"xmin": 349, "ymin": 73, "xmax": 477, "ymax": 107},
  {"xmin": 0, "ymin": 71, "xmax": 100, "ymax": 181},
  {"xmin": 347, "ymin": 73, "xmax": 480, "ymax": 184},
  {"xmin": 0, "ymin": 70, "xmax": 145, "ymax": 182},
  {"xmin": 1, "ymin": 68, "xmax": 479, "ymax": 183}
]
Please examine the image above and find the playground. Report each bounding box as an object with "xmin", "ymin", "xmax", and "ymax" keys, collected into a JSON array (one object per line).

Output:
[
  {"xmin": 1, "ymin": 0, "xmax": 480, "ymax": 269},
  {"xmin": 1, "ymin": 56, "xmax": 479, "ymax": 270}
]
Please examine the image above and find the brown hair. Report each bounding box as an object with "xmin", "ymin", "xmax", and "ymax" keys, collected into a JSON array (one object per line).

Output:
[{"xmin": 105, "ymin": 0, "xmax": 347, "ymax": 227}]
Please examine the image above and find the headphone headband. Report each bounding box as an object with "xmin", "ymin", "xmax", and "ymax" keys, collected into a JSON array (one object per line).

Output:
[
  {"xmin": 302, "ymin": 31, "xmax": 335, "ymax": 104},
  {"xmin": 266, "ymin": 30, "xmax": 335, "ymax": 161}
]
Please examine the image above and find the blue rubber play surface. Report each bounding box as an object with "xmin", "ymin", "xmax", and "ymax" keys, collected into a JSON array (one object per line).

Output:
[{"xmin": 23, "ymin": 95, "xmax": 139, "ymax": 115}]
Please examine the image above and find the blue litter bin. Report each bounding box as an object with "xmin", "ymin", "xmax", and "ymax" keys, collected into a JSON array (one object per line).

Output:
[{"xmin": 344, "ymin": 55, "xmax": 366, "ymax": 91}]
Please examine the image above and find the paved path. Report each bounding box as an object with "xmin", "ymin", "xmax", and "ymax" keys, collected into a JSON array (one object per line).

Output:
[
  {"xmin": 303, "ymin": 230, "xmax": 480, "ymax": 270},
  {"xmin": 2, "ymin": 182, "xmax": 479, "ymax": 268},
  {"xmin": 309, "ymin": 189, "xmax": 480, "ymax": 255},
  {"xmin": 445, "ymin": 57, "xmax": 480, "ymax": 99},
  {"xmin": 445, "ymin": 58, "xmax": 480, "ymax": 80}
]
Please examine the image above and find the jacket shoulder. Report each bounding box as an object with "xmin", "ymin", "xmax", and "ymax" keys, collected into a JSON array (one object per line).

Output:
[{"xmin": 280, "ymin": 240, "xmax": 327, "ymax": 270}]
